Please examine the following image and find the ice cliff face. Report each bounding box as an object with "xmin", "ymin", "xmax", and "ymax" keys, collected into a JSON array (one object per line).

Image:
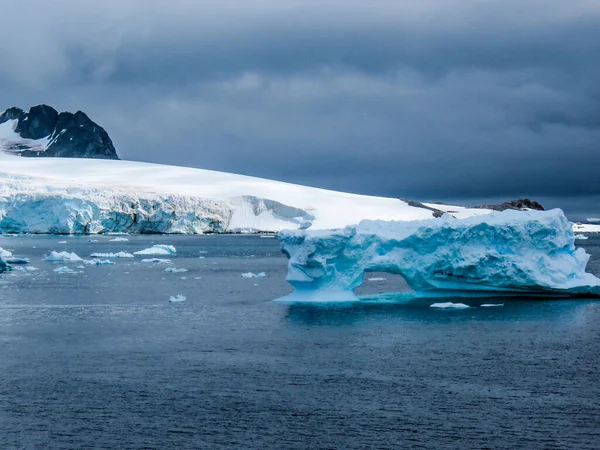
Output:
[
  {"xmin": 0, "ymin": 105, "xmax": 118, "ymax": 159},
  {"xmin": 278, "ymin": 209, "xmax": 600, "ymax": 301}
]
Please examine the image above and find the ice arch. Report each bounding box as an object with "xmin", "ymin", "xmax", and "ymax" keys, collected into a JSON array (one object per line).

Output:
[{"xmin": 277, "ymin": 209, "xmax": 600, "ymax": 302}]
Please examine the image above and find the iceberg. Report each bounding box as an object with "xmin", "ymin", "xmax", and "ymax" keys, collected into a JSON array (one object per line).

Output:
[
  {"xmin": 110, "ymin": 237, "xmax": 129, "ymax": 242},
  {"xmin": 134, "ymin": 245, "xmax": 176, "ymax": 255},
  {"xmin": 83, "ymin": 259, "xmax": 115, "ymax": 266},
  {"xmin": 430, "ymin": 302, "xmax": 471, "ymax": 309},
  {"xmin": 0, "ymin": 247, "xmax": 12, "ymax": 258},
  {"xmin": 0, "ymin": 256, "xmax": 10, "ymax": 273},
  {"xmin": 169, "ymin": 295, "xmax": 187, "ymax": 303},
  {"xmin": 141, "ymin": 258, "xmax": 172, "ymax": 263},
  {"xmin": 575, "ymin": 234, "xmax": 589, "ymax": 240},
  {"xmin": 5, "ymin": 257, "xmax": 29, "ymax": 264},
  {"xmin": 278, "ymin": 209, "xmax": 600, "ymax": 302},
  {"xmin": 241, "ymin": 272, "xmax": 266, "ymax": 278},
  {"xmin": 164, "ymin": 267, "xmax": 187, "ymax": 273},
  {"xmin": 53, "ymin": 266, "xmax": 80, "ymax": 274},
  {"xmin": 90, "ymin": 252, "xmax": 134, "ymax": 258},
  {"xmin": 43, "ymin": 251, "xmax": 83, "ymax": 262}
]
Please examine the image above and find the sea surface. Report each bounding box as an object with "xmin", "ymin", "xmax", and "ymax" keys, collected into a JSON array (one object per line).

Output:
[{"xmin": 1, "ymin": 234, "xmax": 599, "ymax": 449}]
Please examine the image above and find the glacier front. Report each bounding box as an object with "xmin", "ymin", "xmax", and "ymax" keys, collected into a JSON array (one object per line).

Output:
[{"xmin": 278, "ymin": 209, "xmax": 600, "ymax": 301}]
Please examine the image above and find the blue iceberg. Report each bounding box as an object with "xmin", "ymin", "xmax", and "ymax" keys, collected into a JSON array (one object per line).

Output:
[{"xmin": 277, "ymin": 209, "xmax": 600, "ymax": 302}]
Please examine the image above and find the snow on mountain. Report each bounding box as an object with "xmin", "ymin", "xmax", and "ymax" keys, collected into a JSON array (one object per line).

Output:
[
  {"xmin": 278, "ymin": 209, "xmax": 600, "ymax": 301},
  {"xmin": 0, "ymin": 149, "xmax": 484, "ymax": 234}
]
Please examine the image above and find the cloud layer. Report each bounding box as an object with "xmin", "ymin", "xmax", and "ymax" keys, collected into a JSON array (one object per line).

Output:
[{"xmin": 1, "ymin": 0, "xmax": 599, "ymax": 216}]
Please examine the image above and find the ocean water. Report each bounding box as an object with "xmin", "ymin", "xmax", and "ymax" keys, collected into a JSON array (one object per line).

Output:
[{"xmin": 1, "ymin": 234, "xmax": 599, "ymax": 449}]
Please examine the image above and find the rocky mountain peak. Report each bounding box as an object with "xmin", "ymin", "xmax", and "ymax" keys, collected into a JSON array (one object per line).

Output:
[{"xmin": 0, "ymin": 104, "xmax": 119, "ymax": 160}]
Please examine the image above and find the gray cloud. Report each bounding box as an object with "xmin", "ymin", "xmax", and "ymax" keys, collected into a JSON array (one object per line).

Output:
[{"xmin": 1, "ymin": 0, "xmax": 599, "ymax": 218}]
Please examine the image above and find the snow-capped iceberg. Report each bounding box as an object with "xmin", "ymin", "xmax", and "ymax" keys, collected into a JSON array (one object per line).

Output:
[
  {"xmin": 278, "ymin": 209, "xmax": 600, "ymax": 301},
  {"xmin": 134, "ymin": 245, "xmax": 176, "ymax": 255},
  {"xmin": 43, "ymin": 251, "xmax": 83, "ymax": 262}
]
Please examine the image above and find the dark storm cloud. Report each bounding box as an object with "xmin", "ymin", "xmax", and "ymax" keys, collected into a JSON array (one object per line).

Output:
[{"xmin": 1, "ymin": 0, "xmax": 599, "ymax": 216}]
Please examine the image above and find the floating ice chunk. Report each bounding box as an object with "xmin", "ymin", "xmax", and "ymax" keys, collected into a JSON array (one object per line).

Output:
[
  {"xmin": 279, "ymin": 209, "xmax": 600, "ymax": 298},
  {"xmin": 5, "ymin": 257, "xmax": 29, "ymax": 264},
  {"xmin": 83, "ymin": 259, "xmax": 115, "ymax": 266},
  {"xmin": 430, "ymin": 302, "xmax": 471, "ymax": 309},
  {"xmin": 169, "ymin": 295, "xmax": 186, "ymax": 303},
  {"xmin": 0, "ymin": 247, "xmax": 13, "ymax": 258},
  {"xmin": 43, "ymin": 251, "xmax": 83, "ymax": 262},
  {"xmin": 90, "ymin": 252, "xmax": 134, "ymax": 258},
  {"xmin": 367, "ymin": 277, "xmax": 386, "ymax": 281},
  {"xmin": 141, "ymin": 258, "xmax": 172, "ymax": 263},
  {"xmin": 198, "ymin": 251, "xmax": 208, "ymax": 254},
  {"xmin": 134, "ymin": 245, "xmax": 176, "ymax": 255},
  {"xmin": 0, "ymin": 257, "xmax": 11, "ymax": 273},
  {"xmin": 575, "ymin": 234, "xmax": 589, "ymax": 240},
  {"xmin": 180, "ymin": 276, "xmax": 187, "ymax": 280},
  {"xmin": 165, "ymin": 267, "xmax": 188, "ymax": 273},
  {"xmin": 260, "ymin": 235, "xmax": 276, "ymax": 238},
  {"xmin": 481, "ymin": 303, "xmax": 504, "ymax": 307},
  {"xmin": 241, "ymin": 272, "xmax": 266, "ymax": 278},
  {"xmin": 58, "ymin": 241, "xmax": 67, "ymax": 244},
  {"xmin": 88, "ymin": 239, "xmax": 99, "ymax": 243},
  {"xmin": 110, "ymin": 237, "xmax": 129, "ymax": 242},
  {"xmin": 53, "ymin": 266, "xmax": 80, "ymax": 274}
]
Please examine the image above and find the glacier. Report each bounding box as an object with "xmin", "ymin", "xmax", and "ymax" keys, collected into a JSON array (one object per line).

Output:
[
  {"xmin": 0, "ymin": 151, "xmax": 461, "ymax": 234},
  {"xmin": 277, "ymin": 209, "xmax": 600, "ymax": 301}
]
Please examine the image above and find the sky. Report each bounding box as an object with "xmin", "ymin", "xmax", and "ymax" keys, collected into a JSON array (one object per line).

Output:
[{"xmin": 1, "ymin": 0, "xmax": 599, "ymax": 218}]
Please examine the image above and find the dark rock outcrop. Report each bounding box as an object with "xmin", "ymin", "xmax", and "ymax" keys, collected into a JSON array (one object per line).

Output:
[
  {"xmin": 0, "ymin": 105, "xmax": 119, "ymax": 160},
  {"xmin": 475, "ymin": 198, "xmax": 545, "ymax": 212}
]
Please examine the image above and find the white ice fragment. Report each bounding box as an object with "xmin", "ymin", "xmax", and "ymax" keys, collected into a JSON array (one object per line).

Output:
[
  {"xmin": 58, "ymin": 241, "xmax": 67, "ymax": 244},
  {"xmin": 169, "ymin": 295, "xmax": 186, "ymax": 303},
  {"xmin": 83, "ymin": 259, "xmax": 115, "ymax": 266},
  {"xmin": 430, "ymin": 302, "xmax": 471, "ymax": 309},
  {"xmin": 0, "ymin": 247, "xmax": 13, "ymax": 258},
  {"xmin": 481, "ymin": 303, "xmax": 504, "ymax": 307},
  {"xmin": 575, "ymin": 234, "xmax": 589, "ymax": 240},
  {"xmin": 110, "ymin": 237, "xmax": 129, "ymax": 242},
  {"xmin": 90, "ymin": 252, "xmax": 134, "ymax": 258},
  {"xmin": 164, "ymin": 267, "xmax": 188, "ymax": 273},
  {"xmin": 241, "ymin": 272, "xmax": 266, "ymax": 278},
  {"xmin": 43, "ymin": 251, "xmax": 83, "ymax": 262},
  {"xmin": 367, "ymin": 277, "xmax": 386, "ymax": 281},
  {"xmin": 134, "ymin": 245, "xmax": 176, "ymax": 255},
  {"xmin": 53, "ymin": 266, "xmax": 80, "ymax": 274},
  {"xmin": 5, "ymin": 257, "xmax": 29, "ymax": 264}
]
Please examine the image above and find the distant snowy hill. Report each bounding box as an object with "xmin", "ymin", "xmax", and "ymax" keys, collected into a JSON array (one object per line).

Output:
[
  {"xmin": 0, "ymin": 105, "xmax": 118, "ymax": 159},
  {"xmin": 0, "ymin": 150, "xmax": 495, "ymax": 234}
]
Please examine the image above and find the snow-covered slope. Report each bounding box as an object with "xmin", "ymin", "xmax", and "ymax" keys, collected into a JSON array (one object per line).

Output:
[{"xmin": 0, "ymin": 151, "xmax": 489, "ymax": 234}]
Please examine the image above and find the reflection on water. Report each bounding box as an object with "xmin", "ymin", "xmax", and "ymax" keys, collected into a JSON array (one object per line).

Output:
[{"xmin": 285, "ymin": 292, "xmax": 600, "ymax": 327}]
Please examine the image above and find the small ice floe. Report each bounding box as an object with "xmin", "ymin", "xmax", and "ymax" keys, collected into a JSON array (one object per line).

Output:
[
  {"xmin": 164, "ymin": 267, "xmax": 188, "ymax": 273},
  {"xmin": 241, "ymin": 272, "xmax": 266, "ymax": 278},
  {"xmin": 194, "ymin": 276, "xmax": 201, "ymax": 280},
  {"xmin": 260, "ymin": 235, "xmax": 276, "ymax": 238},
  {"xmin": 180, "ymin": 276, "xmax": 187, "ymax": 280},
  {"xmin": 5, "ymin": 257, "xmax": 29, "ymax": 264},
  {"xmin": 134, "ymin": 245, "xmax": 176, "ymax": 256},
  {"xmin": 43, "ymin": 251, "xmax": 83, "ymax": 262},
  {"xmin": 169, "ymin": 295, "xmax": 187, "ymax": 303},
  {"xmin": 58, "ymin": 241, "xmax": 67, "ymax": 244},
  {"xmin": 141, "ymin": 258, "xmax": 172, "ymax": 263},
  {"xmin": 110, "ymin": 237, "xmax": 129, "ymax": 242},
  {"xmin": 0, "ymin": 247, "xmax": 13, "ymax": 258},
  {"xmin": 367, "ymin": 277, "xmax": 386, "ymax": 281},
  {"xmin": 13, "ymin": 266, "xmax": 38, "ymax": 272},
  {"xmin": 481, "ymin": 303, "xmax": 504, "ymax": 308},
  {"xmin": 90, "ymin": 252, "xmax": 134, "ymax": 258},
  {"xmin": 430, "ymin": 302, "xmax": 471, "ymax": 309},
  {"xmin": 53, "ymin": 266, "xmax": 81, "ymax": 274},
  {"xmin": 575, "ymin": 234, "xmax": 589, "ymax": 240},
  {"xmin": 83, "ymin": 259, "xmax": 115, "ymax": 266},
  {"xmin": 198, "ymin": 256, "xmax": 205, "ymax": 259},
  {"xmin": 198, "ymin": 251, "xmax": 208, "ymax": 254}
]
